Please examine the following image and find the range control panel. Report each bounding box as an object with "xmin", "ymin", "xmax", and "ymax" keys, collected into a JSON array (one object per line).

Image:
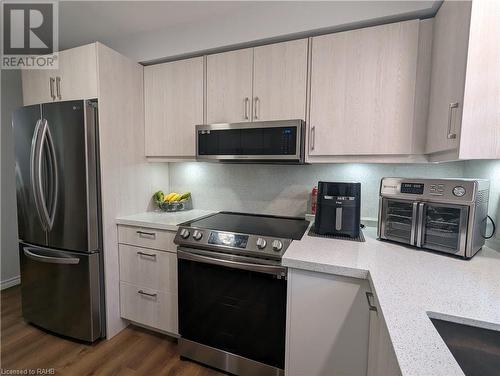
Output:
[{"xmin": 174, "ymin": 227, "xmax": 292, "ymax": 260}]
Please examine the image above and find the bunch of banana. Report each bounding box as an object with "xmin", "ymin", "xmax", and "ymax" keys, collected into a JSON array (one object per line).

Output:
[{"xmin": 153, "ymin": 191, "xmax": 191, "ymax": 204}]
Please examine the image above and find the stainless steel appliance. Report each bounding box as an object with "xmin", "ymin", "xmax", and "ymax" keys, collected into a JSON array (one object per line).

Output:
[
  {"xmin": 13, "ymin": 99, "xmax": 104, "ymax": 342},
  {"xmin": 314, "ymin": 182, "xmax": 361, "ymax": 238},
  {"xmin": 174, "ymin": 212, "xmax": 309, "ymax": 376},
  {"xmin": 196, "ymin": 119, "xmax": 305, "ymax": 163},
  {"xmin": 378, "ymin": 177, "xmax": 490, "ymax": 258}
]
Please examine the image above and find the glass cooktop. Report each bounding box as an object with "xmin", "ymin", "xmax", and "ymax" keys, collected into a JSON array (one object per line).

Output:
[{"xmin": 182, "ymin": 212, "xmax": 309, "ymax": 240}]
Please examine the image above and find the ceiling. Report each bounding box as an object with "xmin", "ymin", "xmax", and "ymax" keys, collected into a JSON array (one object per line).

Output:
[{"xmin": 58, "ymin": 1, "xmax": 442, "ymax": 62}]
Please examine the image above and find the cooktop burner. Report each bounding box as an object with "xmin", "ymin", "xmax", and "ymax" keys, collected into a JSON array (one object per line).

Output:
[
  {"xmin": 183, "ymin": 212, "xmax": 309, "ymax": 240},
  {"xmin": 175, "ymin": 212, "xmax": 309, "ymax": 260}
]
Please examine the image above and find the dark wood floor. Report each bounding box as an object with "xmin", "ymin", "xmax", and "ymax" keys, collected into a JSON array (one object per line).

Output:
[{"xmin": 1, "ymin": 285, "xmax": 224, "ymax": 375}]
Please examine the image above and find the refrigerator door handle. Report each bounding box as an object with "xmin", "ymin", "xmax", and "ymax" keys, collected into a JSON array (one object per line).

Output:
[
  {"xmin": 30, "ymin": 119, "xmax": 47, "ymax": 230},
  {"xmin": 23, "ymin": 247, "xmax": 80, "ymax": 265},
  {"xmin": 38, "ymin": 119, "xmax": 58, "ymax": 231}
]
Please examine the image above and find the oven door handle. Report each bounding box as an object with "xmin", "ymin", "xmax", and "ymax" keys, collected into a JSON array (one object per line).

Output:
[{"xmin": 177, "ymin": 249, "xmax": 287, "ymax": 277}]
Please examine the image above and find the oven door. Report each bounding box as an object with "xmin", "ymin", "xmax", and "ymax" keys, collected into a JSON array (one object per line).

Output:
[
  {"xmin": 177, "ymin": 248, "xmax": 287, "ymax": 371},
  {"xmin": 417, "ymin": 203, "xmax": 469, "ymax": 257},
  {"xmin": 379, "ymin": 198, "xmax": 419, "ymax": 245},
  {"xmin": 196, "ymin": 120, "xmax": 304, "ymax": 163}
]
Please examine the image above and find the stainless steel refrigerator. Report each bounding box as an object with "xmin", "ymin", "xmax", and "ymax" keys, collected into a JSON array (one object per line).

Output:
[{"xmin": 12, "ymin": 99, "xmax": 105, "ymax": 342}]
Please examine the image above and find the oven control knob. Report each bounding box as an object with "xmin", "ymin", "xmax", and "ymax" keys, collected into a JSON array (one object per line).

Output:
[
  {"xmin": 453, "ymin": 186, "xmax": 466, "ymax": 197},
  {"xmin": 180, "ymin": 228, "xmax": 190, "ymax": 239},
  {"xmin": 272, "ymin": 240, "xmax": 283, "ymax": 252},
  {"xmin": 256, "ymin": 238, "xmax": 267, "ymax": 249},
  {"xmin": 192, "ymin": 230, "xmax": 203, "ymax": 241}
]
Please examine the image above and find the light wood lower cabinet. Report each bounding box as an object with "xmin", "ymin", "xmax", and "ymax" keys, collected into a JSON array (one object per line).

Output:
[
  {"xmin": 117, "ymin": 225, "xmax": 178, "ymax": 335},
  {"xmin": 285, "ymin": 268, "xmax": 371, "ymax": 376},
  {"xmin": 119, "ymin": 281, "xmax": 178, "ymax": 334},
  {"xmin": 117, "ymin": 225, "xmax": 176, "ymax": 252},
  {"xmin": 119, "ymin": 244, "xmax": 177, "ymax": 292},
  {"xmin": 366, "ymin": 292, "xmax": 402, "ymax": 376}
]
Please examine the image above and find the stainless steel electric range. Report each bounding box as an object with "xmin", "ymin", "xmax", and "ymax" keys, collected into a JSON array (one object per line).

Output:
[{"xmin": 174, "ymin": 212, "xmax": 309, "ymax": 376}]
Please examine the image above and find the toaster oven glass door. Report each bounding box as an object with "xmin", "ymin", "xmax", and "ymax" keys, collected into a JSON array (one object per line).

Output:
[
  {"xmin": 419, "ymin": 203, "xmax": 469, "ymax": 256},
  {"xmin": 381, "ymin": 199, "xmax": 418, "ymax": 245}
]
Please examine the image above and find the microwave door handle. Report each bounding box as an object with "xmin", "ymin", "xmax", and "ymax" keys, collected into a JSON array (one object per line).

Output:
[
  {"xmin": 410, "ymin": 202, "xmax": 418, "ymax": 245},
  {"xmin": 416, "ymin": 203, "xmax": 425, "ymax": 248}
]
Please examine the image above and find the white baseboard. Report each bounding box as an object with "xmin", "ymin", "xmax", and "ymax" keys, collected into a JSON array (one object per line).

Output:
[{"xmin": 1, "ymin": 275, "xmax": 21, "ymax": 290}]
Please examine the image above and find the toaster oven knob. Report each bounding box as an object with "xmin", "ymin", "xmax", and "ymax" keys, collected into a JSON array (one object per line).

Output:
[
  {"xmin": 453, "ymin": 186, "xmax": 466, "ymax": 197},
  {"xmin": 256, "ymin": 238, "xmax": 267, "ymax": 249},
  {"xmin": 193, "ymin": 230, "xmax": 203, "ymax": 241},
  {"xmin": 272, "ymin": 240, "xmax": 283, "ymax": 252},
  {"xmin": 180, "ymin": 228, "xmax": 190, "ymax": 239}
]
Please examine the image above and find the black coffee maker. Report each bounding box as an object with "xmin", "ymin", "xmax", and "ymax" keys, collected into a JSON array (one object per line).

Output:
[{"xmin": 314, "ymin": 181, "xmax": 361, "ymax": 238}]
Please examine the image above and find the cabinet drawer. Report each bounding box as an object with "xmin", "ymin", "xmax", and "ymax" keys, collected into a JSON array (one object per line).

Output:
[
  {"xmin": 120, "ymin": 281, "xmax": 178, "ymax": 334},
  {"xmin": 117, "ymin": 225, "xmax": 176, "ymax": 252},
  {"xmin": 119, "ymin": 244, "xmax": 177, "ymax": 293}
]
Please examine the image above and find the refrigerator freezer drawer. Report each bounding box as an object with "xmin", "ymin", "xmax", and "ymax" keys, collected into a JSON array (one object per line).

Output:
[{"xmin": 19, "ymin": 243, "xmax": 103, "ymax": 342}]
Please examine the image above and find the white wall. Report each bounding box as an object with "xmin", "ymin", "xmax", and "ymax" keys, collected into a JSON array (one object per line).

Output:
[
  {"xmin": 105, "ymin": 1, "xmax": 438, "ymax": 62},
  {"xmin": 1, "ymin": 70, "xmax": 22, "ymax": 289}
]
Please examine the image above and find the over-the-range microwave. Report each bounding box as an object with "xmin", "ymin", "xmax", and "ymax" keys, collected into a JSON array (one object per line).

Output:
[{"xmin": 196, "ymin": 119, "xmax": 305, "ymax": 164}]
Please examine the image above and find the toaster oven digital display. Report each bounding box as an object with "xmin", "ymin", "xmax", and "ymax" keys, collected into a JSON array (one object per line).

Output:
[{"xmin": 401, "ymin": 182, "xmax": 424, "ymax": 194}]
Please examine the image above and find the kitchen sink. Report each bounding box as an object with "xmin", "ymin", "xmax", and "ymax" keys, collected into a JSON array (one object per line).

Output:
[{"xmin": 431, "ymin": 318, "xmax": 500, "ymax": 376}]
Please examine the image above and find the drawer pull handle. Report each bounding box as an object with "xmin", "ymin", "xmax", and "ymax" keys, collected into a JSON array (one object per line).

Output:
[
  {"xmin": 365, "ymin": 292, "xmax": 377, "ymax": 312},
  {"xmin": 136, "ymin": 230, "xmax": 156, "ymax": 239},
  {"xmin": 137, "ymin": 251, "xmax": 156, "ymax": 258},
  {"xmin": 138, "ymin": 290, "xmax": 157, "ymax": 298}
]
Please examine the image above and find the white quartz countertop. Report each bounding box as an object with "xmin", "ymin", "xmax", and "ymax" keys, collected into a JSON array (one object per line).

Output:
[
  {"xmin": 116, "ymin": 209, "xmax": 213, "ymax": 231},
  {"xmin": 283, "ymin": 224, "xmax": 500, "ymax": 376}
]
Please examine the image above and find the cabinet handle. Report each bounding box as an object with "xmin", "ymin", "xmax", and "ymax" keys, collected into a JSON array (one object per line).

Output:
[
  {"xmin": 244, "ymin": 97, "xmax": 249, "ymax": 120},
  {"xmin": 49, "ymin": 77, "xmax": 55, "ymax": 100},
  {"xmin": 254, "ymin": 97, "xmax": 259, "ymax": 119},
  {"xmin": 447, "ymin": 102, "xmax": 459, "ymax": 139},
  {"xmin": 138, "ymin": 290, "xmax": 157, "ymax": 298},
  {"xmin": 310, "ymin": 126, "xmax": 316, "ymax": 151},
  {"xmin": 136, "ymin": 230, "xmax": 156, "ymax": 239},
  {"xmin": 55, "ymin": 76, "xmax": 61, "ymax": 100},
  {"xmin": 137, "ymin": 251, "xmax": 157, "ymax": 258},
  {"xmin": 365, "ymin": 292, "xmax": 377, "ymax": 312}
]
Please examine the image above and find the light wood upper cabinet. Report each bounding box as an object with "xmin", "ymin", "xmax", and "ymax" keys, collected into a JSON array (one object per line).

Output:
[
  {"xmin": 22, "ymin": 68, "xmax": 54, "ymax": 106},
  {"xmin": 56, "ymin": 44, "xmax": 98, "ymax": 102},
  {"xmin": 206, "ymin": 48, "xmax": 254, "ymax": 124},
  {"xmin": 21, "ymin": 43, "xmax": 98, "ymax": 106},
  {"xmin": 144, "ymin": 57, "xmax": 204, "ymax": 157},
  {"xmin": 459, "ymin": 0, "xmax": 500, "ymax": 159},
  {"xmin": 427, "ymin": 0, "xmax": 500, "ymax": 160},
  {"xmin": 426, "ymin": 1, "xmax": 472, "ymax": 154},
  {"xmin": 309, "ymin": 20, "xmax": 426, "ymax": 157},
  {"xmin": 253, "ymin": 39, "xmax": 308, "ymax": 121}
]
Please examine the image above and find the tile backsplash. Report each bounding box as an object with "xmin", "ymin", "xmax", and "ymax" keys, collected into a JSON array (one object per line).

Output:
[
  {"xmin": 168, "ymin": 160, "xmax": 499, "ymax": 236},
  {"xmin": 169, "ymin": 162, "xmax": 465, "ymax": 217}
]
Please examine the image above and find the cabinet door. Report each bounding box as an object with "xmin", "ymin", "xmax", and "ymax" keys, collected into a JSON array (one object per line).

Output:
[
  {"xmin": 56, "ymin": 43, "xmax": 98, "ymax": 101},
  {"xmin": 22, "ymin": 69, "xmax": 55, "ymax": 106},
  {"xmin": 206, "ymin": 48, "xmax": 253, "ymax": 124},
  {"xmin": 426, "ymin": 1, "xmax": 472, "ymax": 154},
  {"xmin": 144, "ymin": 57, "xmax": 204, "ymax": 157},
  {"xmin": 253, "ymin": 39, "xmax": 308, "ymax": 121},
  {"xmin": 285, "ymin": 269, "xmax": 370, "ymax": 376},
  {"xmin": 309, "ymin": 20, "xmax": 420, "ymax": 156}
]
